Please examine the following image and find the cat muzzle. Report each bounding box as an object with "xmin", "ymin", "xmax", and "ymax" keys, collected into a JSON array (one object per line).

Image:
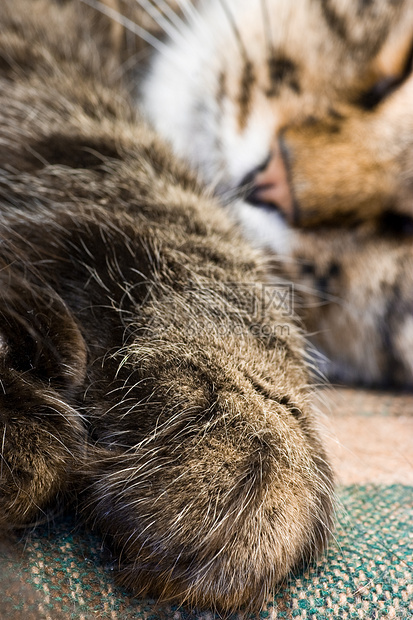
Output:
[{"xmin": 244, "ymin": 142, "xmax": 295, "ymax": 222}]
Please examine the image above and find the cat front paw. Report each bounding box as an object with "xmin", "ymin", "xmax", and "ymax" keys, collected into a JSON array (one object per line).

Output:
[
  {"xmin": 287, "ymin": 229, "xmax": 413, "ymax": 387},
  {"xmin": 85, "ymin": 349, "xmax": 334, "ymax": 612}
]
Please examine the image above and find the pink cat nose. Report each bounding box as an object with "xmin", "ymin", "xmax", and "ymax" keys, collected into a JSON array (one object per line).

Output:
[{"xmin": 247, "ymin": 146, "xmax": 294, "ymax": 222}]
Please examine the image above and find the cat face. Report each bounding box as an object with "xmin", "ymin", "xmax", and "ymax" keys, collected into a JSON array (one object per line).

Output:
[{"xmin": 143, "ymin": 0, "xmax": 413, "ymax": 250}]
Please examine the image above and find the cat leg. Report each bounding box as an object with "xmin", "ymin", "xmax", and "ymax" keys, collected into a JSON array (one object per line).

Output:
[
  {"xmin": 0, "ymin": 278, "xmax": 89, "ymax": 528},
  {"xmin": 0, "ymin": 366, "xmax": 86, "ymax": 528}
]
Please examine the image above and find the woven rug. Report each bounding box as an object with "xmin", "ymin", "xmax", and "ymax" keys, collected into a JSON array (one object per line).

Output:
[{"xmin": 1, "ymin": 388, "xmax": 412, "ymax": 619}]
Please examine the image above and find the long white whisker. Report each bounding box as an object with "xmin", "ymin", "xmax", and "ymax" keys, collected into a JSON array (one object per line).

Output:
[
  {"xmin": 260, "ymin": 0, "xmax": 275, "ymax": 59},
  {"xmin": 174, "ymin": 0, "xmax": 206, "ymax": 32},
  {"xmin": 80, "ymin": 0, "xmax": 169, "ymax": 55},
  {"xmin": 149, "ymin": 0, "xmax": 188, "ymax": 35},
  {"xmin": 215, "ymin": 0, "xmax": 249, "ymax": 61},
  {"xmin": 134, "ymin": 0, "xmax": 184, "ymax": 44},
  {"xmin": 1, "ymin": 424, "xmax": 6, "ymax": 479}
]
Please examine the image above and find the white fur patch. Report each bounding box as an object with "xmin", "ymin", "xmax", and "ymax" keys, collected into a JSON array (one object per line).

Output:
[
  {"xmin": 233, "ymin": 200, "xmax": 293, "ymax": 257},
  {"xmin": 141, "ymin": 0, "xmax": 293, "ymax": 256}
]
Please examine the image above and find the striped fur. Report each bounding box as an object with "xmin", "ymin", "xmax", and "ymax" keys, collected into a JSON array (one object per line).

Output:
[
  {"xmin": 0, "ymin": 0, "xmax": 334, "ymax": 613},
  {"xmin": 142, "ymin": 0, "xmax": 413, "ymax": 386}
]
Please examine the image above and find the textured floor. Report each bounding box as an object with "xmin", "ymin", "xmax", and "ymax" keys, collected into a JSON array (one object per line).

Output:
[
  {"xmin": 1, "ymin": 388, "xmax": 412, "ymax": 619},
  {"xmin": 323, "ymin": 388, "xmax": 413, "ymax": 485}
]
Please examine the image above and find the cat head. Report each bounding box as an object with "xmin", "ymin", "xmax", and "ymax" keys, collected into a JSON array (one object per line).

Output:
[{"xmin": 142, "ymin": 0, "xmax": 413, "ymax": 251}]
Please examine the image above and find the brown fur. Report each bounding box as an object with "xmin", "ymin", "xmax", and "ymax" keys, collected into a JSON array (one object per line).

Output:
[
  {"xmin": 135, "ymin": 0, "xmax": 413, "ymax": 387},
  {"xmin": 0, "ymin": 0, "xmax": 333, "ymax": 613},
  {"xmin": 272, "ymin": 225, "xmax": 413, "ymax": 386},
  {"xmin": 283, "ymin": 78, "xmax": 413, "ymax": 227},
  {"xmin": 260, "ymin": 0, "xmax": 413, "ymax": 227}
]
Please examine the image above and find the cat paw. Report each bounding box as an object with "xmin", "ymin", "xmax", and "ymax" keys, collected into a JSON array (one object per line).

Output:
[
  {"xmin": 85, "ymin": 353, "xmax": 334, "ymax": 612},
  {"xmin": 0, "ymin": 368, "xmax": 86, "ymax": 528}
]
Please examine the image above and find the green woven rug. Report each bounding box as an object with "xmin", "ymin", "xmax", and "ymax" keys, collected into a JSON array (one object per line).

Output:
[{"xmin": 1, "ymin": 390, "xmax": 412, "ymax": 619}]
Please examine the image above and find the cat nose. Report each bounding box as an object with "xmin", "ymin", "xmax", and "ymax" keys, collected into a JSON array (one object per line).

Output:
[{"xmin": 245, "ymin": 143, "xmax": 294, "ymax": 222}]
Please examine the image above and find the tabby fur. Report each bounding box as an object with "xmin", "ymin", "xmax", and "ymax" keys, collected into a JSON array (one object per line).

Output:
[
  {"xmin": 142, "ymin": 0, "xmax": 413, "ymax": 386},
  {"xmin": 0, "ymin": 0, "xmax": 333, "ymax": 613}
]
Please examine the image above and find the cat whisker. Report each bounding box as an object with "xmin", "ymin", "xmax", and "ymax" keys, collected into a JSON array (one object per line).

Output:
[
  {"xmin": 80, "ymin": 0, "xmax": 169, "ymax": 55},
  {"xmin": 0, "ymin": 424, "xmax": 8, "ymax": 479},
  {"xmin": 215, "ymin": 0, "xmax": 249, "ymax": 62},
  {"xmin": 174, "ymin": 0, "xmax": 205, "ymax": 32},
  {"xmin": 148, "ymin": 0, "xmax": 188, "ymax": 37},
  {"xmin": 111, "ymin": 48, "xmax": 153, "ymax": 81},
  {"xmin": 133, "ymin": 0, "xmax": 184, "ymax": 45},
  {"xmin": 288, "ymin": 281, "xmax": 348, "ymax": 309},
  {"xmin": 260, "ymin": 0, "xmax": 275, "ymax": 61}
]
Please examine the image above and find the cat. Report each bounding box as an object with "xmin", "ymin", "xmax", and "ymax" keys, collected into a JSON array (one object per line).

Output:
[
  {"xmin": 0, "ymin": 0, "xmax": 333, "ymax": 613},
  {"xmin": 1, "ymin": 0, "xmax": 412, "ymax": 613},
  {"xmin": 141, "ymin": 0, "xmax": 413, "ymax": 387}
]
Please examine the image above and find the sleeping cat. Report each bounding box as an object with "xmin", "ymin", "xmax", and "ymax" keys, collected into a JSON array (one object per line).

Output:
[
  {"xmin": 141, "ymin": 0, "xmax": 413, "ymax": 386},
  {"xmin": 0, "ymin": 0, "xmax": 332, "ymax": 613},
  {"xmin": 0, "ymin": 0, "xmax": 411, "ymax": 614}
]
